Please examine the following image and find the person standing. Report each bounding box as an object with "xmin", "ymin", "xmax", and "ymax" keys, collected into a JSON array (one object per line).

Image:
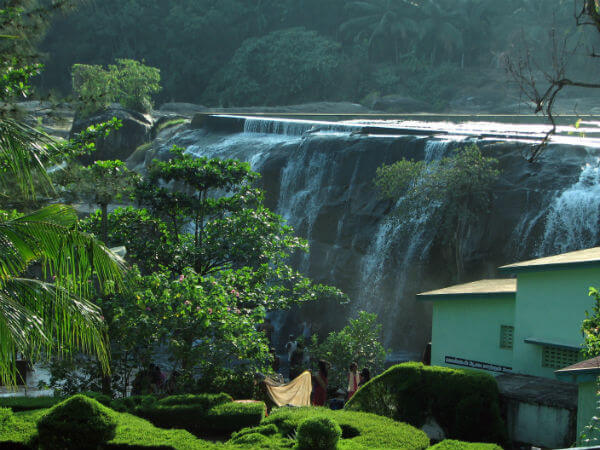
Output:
[
  {"xmin": 359, "ymin": 367, "xmax": 371, "ymax": 387},
  {"xmin": 347, "ymin": 362, "xmax": 360, "ymax": 400},
  {"xmin": 312, "ymin": 360, "xmax": 329, "ymax": 406}
]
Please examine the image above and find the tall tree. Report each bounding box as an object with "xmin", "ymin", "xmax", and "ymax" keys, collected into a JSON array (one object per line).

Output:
[{"xmin": 0, "ymin": 4, "xmax": 124, "ymax": 385}]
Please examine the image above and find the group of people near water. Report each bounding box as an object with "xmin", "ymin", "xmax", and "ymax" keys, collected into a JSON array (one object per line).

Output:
[{"xmin": 311, "ymin": 359, "xmax": 371, "ymax": 408}]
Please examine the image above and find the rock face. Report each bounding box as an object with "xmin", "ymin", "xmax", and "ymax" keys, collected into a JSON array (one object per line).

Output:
[
  {"xmin": 140, "ymin": 116, "xmax": 600, "ymax": 357},
  {"xmin": 70, "ymin": 107, "xmax": 153, "ymax": 162}
]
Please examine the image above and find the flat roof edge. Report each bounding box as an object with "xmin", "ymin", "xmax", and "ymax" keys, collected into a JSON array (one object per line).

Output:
[
  {"xmin": 524, "ymin": 337, "xmax": 581, "ymax": 351},
  {"xmin": 499, "ymin": 260, "xmax": 600, "ymax": 273},
  {"xmin": 416, "ymin": 292, "xmax": 516, "ymax": 301}
]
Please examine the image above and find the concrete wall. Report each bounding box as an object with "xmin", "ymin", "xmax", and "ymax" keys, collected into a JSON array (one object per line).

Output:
[
  {"xmin": 503, "ymin": 397, "xmax": 576, "ymax": 448},
  {"xmin": 513, "ymin": 267, "xmax": 596, "ymax": 378},
  {"xmin": 431, "ymin": 295, "xmax": 515, "ymax": 371},
  {"xmin": 577, "ymin": 380, "xmax": 600, "ymax": 444}
]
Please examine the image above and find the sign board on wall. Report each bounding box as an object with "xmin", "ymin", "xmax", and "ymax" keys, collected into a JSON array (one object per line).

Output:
[{"xmin": 445, "ymin": 356, "xmax": 512, "ymax": 373}]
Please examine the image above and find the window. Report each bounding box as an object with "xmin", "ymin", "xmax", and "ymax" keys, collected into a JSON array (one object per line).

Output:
[
  {"xmin": 500, "ymin": 325, "xmax": 514, "ymax": 349},
  {"xmin": 541, "ymin": 346, "xmax": 579, "ymax": 369}
]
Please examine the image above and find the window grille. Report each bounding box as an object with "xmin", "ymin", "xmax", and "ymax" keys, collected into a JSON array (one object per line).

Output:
[
  {"xmin": 499, "ymin": 325, "xmax": 514, "ymax": 349},
  {"xmin": 541, "ymin": 346, "xmax": 579, "ymax": 369}
]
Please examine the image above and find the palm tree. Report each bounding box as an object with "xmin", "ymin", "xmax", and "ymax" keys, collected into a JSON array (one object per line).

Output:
[
  {"xmin": 414, "ymin": 0, "xmax": 465, "ymax": 64},
  {"xmin": 0, "ymin": 108, "xmax": 125, "ymax": 386},
  {"xmin": 340, "ymin": 0, "xmax": 420, "ymax": 62}
]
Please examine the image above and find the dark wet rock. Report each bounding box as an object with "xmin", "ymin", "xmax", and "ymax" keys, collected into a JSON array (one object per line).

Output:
[{"xmin": 70, "ymin": 107, "xmax": 153, "ymax": 162}]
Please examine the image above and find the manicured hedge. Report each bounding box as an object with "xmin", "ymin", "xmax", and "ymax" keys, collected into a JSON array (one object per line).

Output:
[
  {"xmin": 0, "ymin": 406, "xmax": 224, "ymax": 450},
  {"xmin": 136, "ymin": 394, "xmax": 265, "ymax": 436},
  {"xmin": 296, "ymin": 416, "xmax": 341, "ymax": 450},
  {"xmin": 0, "ymin": 392, "xmax": 110, "ymax": 413},
  {"xmin": 36, "ymin": 395, "xmax": 117, "ymax": 450},
  {"xmin": 109, "ymin": 395, "xmax": 157, "ymax": 413},
  {"xmin": 430, "ymin": 440, "xmax": 503, "ymax": 450},
  {"xmin": 158, "ymin": 393, "xmax": 232, "ymax": 408},
  {"xmin": 258, "ymin": 407, "xmax": 430, "ymax": 450},
  {"xmin": 0, "ymin": 397, "xmax": 60, "ymax": 412},
  {"xmin": 346, "ymin": 363, "xmax": 508, "ymax": 446}
]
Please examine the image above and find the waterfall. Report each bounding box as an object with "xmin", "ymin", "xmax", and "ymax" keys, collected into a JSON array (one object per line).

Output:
[
  {"xmin": 243, "ymin": 117, "xmax": 359, "ymax": 136},
  {"xmin": 155, "ymin": 115, "xmax": 600, "ymax": 356},
  {"xmin": 354, "ymin": 139, "xmax": 452, "ymax": 350},
  {"xmin": 538, "ymin": 158, "xmax": 600, "ymax": 255}
]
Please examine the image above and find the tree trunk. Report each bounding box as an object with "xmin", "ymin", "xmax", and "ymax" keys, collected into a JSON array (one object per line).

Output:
[{"xmin": 101, "ymin": 202, "xmax": 108, "ymax": 243}]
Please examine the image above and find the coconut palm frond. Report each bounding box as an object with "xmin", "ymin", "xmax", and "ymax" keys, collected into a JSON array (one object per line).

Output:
[
  {"xmin": 0, "ymin": 277, "xmax": 109, "ymax": 385},
  {"xmin": 0, "ymin": 204, "xmax": 125, "ymax": 290},
  {"xmin": 0, "ymin": 117, "xmax": 56, "ymax": 198}
]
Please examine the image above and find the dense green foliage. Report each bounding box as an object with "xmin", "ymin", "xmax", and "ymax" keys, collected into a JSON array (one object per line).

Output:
[
  {"xmin": 582, "ymin": 287, "xmax": 600, "ymax": 359},
  {"xmin": 135, "ymin": 395, "xmax": 266, "ymax": 436},
  {"xmin": 259, "ymin": 407, "xmax": 430, "ymax": 450},
  {"xmin": 310, "ymin": 311, "xmax": 387, "ymax": 388},
  {"xmin": 203, "ymin": 28, "xmax": 350, "ymax": 107},
  {"xmin": 375, "ymin": 144, "xmax": 499, "ymax": 280},
  {"xmin": 296, "ymin": 416, "xmax": 342, "ymax": 450},
  {"xmin": 429, "ymin": 441, "xmax": 502, "ymax": 450},
  {"xmin": 72, "ymin": 59, "xmax": 161, "ymax": 115},
  {"xmin": 0, "ymin": 396, "xmax": 496, "ymax": 450},
  {"xmin": 36, "ymin": 395, "xmax": 117, "ymax": 450},
  {"xmin": 0, "ymin": 397, "xmax": 60, "ymax": 412},
  {"xmin": 346, "ymin": 363, "xmax": 507, "ymax": 446},
  {"xmin": 35, "ymin": 0, "xmax": 595, "ymax": 109},
  {"xmin": 0, "ymin": 8, "xmax": 126, "ymax": 386},
  {"xmin": 81, "ymin": 207, "xmax": 171, "ymax": 275},
  {"xmin": 47, "ymin": 145, "xmax": 345, "ymax": 397},
  {"xmin": 0, "ymin": 408, "xmax": 13, "ymax": 433}
]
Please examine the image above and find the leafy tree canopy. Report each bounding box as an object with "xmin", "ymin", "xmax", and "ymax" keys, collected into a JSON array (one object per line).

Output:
[
  {"xmin": 203, "ymin": 28, "xmax": 351, "ymax": 107},
  {"xmin": 375, "ymin": 144, "xmax": 500, "ymax": 280}
]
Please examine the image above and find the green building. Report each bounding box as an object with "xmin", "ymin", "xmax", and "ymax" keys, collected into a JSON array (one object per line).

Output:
[
  {"xmin": 556, "ymin": 357, "xmax": 600, "ymax": 444},
  {"xmin": 418, "ymin": 247, "xmax": 600, "ymax": 377},
  {"xmin": 418, "ymin": 247, "xmax": 600, "ymax": 447}
]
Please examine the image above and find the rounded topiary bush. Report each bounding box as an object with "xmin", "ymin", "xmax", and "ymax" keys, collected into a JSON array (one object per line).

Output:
[
  {"xmin": 296, "ymin": 416, "xmax": 341, "ymax": 450},
  {"xmin": 36, "ymin": 394, "xmax": 117, "ymax": 450}
]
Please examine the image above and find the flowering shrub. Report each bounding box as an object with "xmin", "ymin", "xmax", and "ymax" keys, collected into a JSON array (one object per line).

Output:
[{"xmin": 138, "ymin": 268, "xmax": 270, "ymax": 388}]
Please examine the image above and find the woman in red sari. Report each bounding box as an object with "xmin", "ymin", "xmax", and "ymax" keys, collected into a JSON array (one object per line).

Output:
[
  {"xmin": 347, "ymin": 362, "xmax": 360, "ymax": 400},
  {"xmin": 312, "ymin": 360, "xmax": 329, "ymax": 406}
]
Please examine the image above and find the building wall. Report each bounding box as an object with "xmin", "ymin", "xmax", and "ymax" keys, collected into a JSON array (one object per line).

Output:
[
  {"xmin": 431, "ymin": 295, "xmax": 515, "ymax": 371},
  {"xmin": 577, "ymin": 379, "xmax": 599, "ymax": 444},
  {"xmin": 513, "ymin": 267, "xmax": 597, "ymax": 378},
  {"xmin": 503, "ymin": 398, "xmax": 576, "ymax": 448}
]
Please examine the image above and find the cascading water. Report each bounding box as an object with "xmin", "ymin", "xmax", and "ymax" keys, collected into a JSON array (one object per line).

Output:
[
  {"xmin": 354, "ymin": 139, "xmax": 453, "ymax": 352},
  {"xmin": 148, "ymin": 115, "xmax": 600, "ymax": 357},
  {"xmin": 243, "ymin": 116, "xmax": 359, "ymax": 136},
  {"xmin": 538, "ymin": 157, "xmax": 600, "ymax": 255}
]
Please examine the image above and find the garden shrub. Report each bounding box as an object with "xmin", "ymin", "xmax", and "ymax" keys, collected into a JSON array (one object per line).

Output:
[
  {"xmin": 136, "ymin": 394, "xmax": 265, "ymax": 436},
  {"xmin": 231, "ymin": 423, "xmax": 278, "ymax": 440},
  {"xmin": 207, "ymin": 401, "xmax": 266, "ymax": 433},
  {"xmin": 158, "ymin": 393, "xmax": 232, "ymax": 408},
  {"xmin": 296, "ymin": 416, "xmax": 341, "ymax": 450},
  {"xmin": 82, "ymin": 391, "xmax": 112, "ymax": 406},
  {"xmin": 260, "ymin": 407, "xmax": 429, "ymax": 449},
  {"xmin": 36, "ymin": 394, "xmax": 117, "ymax": 450},
  {"xmin": 430, "ymin": 440, "xmax": 503, "ymax": 450},
  {"xmin": 0, "ymin": 397, "xmax": 60, "ymax": 412},
  {"xmin": 110, "ymin": 395, "xmax": 157, "ymax": 413},
  {"xmin": 345, "ymin": 363, "xmax": 508, "ymax": 446}
]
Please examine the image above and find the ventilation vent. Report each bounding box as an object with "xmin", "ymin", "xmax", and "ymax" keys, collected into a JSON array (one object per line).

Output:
[
  {"xmin": 500, "ymin": 325, "xmax": 514, "ymax": 349},
  {"xmin": 542, "ymin": 346, "xmax": 579, "ymax": 369}
]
